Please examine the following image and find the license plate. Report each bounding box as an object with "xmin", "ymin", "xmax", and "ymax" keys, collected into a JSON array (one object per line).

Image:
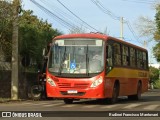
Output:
[{"xmin": 67, "ymin": 90, "xmax": 78, "ymax": 94}]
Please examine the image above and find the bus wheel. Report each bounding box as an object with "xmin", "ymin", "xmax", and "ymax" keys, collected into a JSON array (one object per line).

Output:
[
  {"xmin": 128, "ymin": 82, "xmax": 142, "ymax": 100},
  {"xmin": 108, "ymin": 83, "xmax": 119, "ymax": 104},
  {"xmin": 30, "ymin": 85, "xmax": 41, "ymax": 101},
  {"xmin": 64, "ymin": 99, "xmax": 73, "ymax": 104}
]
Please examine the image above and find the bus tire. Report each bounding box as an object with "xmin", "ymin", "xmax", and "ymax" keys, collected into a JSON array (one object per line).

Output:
[
  {"xmin": 30, "ymin": 85, "xmax": 41, "ymax": 101},
  {"xmin": 108, "ymin": 82, "xmax": 119, "ymax": 104},
  {"xmin": 128, "ymin": 81, "xmax": 142, "ymax": 100},
  {"xmin": 64, "ymin": 99, "xmax": 73, "ymax": 104}
]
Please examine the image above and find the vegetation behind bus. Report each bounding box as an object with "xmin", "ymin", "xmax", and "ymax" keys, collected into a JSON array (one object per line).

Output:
[
  {"xmin": 0, "ymin": 1, "xmax": 62, "ymax": 71},
  {"xmin": 149, "ymin": 66, "xmax": 160, "ymax": 89}
]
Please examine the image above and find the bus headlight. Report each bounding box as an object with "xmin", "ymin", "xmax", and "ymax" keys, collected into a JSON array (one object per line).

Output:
[
  {"xmin": 90, "ymin": 77, "xmax": 103, "ymax": 88},
  {"xmin": 47, "ymin": 77, "xmax": 56, "ymax": 86}
]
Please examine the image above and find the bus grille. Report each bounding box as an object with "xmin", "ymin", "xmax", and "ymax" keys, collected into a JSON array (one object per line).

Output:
[
  {"xmin": 57, "ymin": 83, "xmax": 71, "ymax": 88},
  {"xmin": 57, "ymin": 83, "xmax": 89, "ymax": 89},
  {"xmin": 60, "ymin": 91, "xmax": 85, "ymax": 96}
]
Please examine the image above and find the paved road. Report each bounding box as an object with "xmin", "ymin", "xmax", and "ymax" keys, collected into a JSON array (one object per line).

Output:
[{"xmin": 0, "ymin": 89, "xmax": 160, "ymax": 120}]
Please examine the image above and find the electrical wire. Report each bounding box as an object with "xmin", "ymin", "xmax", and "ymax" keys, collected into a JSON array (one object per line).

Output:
[
  {"xmin": 121, "ymin": 0, "xmax": 155, "ymax": 4},
  {"xmin": 30, "ymin": 0, "xmax": 101, "ymax": 32},
  {"xmin": 30, "ymin": 0, "xmax": 77, "ymax": 30},
  {"xmin": 40, "ymin": 0, "xmax": 94, "ymax": 32},
  {"xmin": 56, "ymin": 0, "xmax": 99, "ymax": 32},
  {"xmin": 40, "ymin": 0, "xmax": 79, "ymax": 29},
  {"xmin": 125, "ymin": 21, "xmax": 143, "ymax": 44},
  {"xmin": 91, "ymin": 0, "xmax": 142, "ymax": 44},
  {"xmin": 91, "ymin": 0, "xmax": 120, "ymax": 20}
]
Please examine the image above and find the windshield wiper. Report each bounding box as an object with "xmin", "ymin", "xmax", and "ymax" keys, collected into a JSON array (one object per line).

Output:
[
  {"xmin": 86, "ymin": 45, "xmax": 89, "ymax": 76},
  {"xmin": 59, "ymin": 46, "xmax": 66, "ymax": 75}
]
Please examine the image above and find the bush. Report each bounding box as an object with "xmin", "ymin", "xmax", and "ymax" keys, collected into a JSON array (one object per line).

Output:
[{"xmin": 154, "ymin": 80, "xmax": 160, "ymax": 89}]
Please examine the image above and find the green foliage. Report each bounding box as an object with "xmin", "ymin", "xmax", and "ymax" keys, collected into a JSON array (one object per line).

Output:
[
  {"xmin": 155, "ymin": 5, "xmax": 160, "ymax": 37},
  {"xmin": 154, "ymin": 80, "xmax": 160, "ymax": 89},
  {"xmin": 153, "ymin": 43, "xmax": 160, "ymax": 62},
  {"xmin": 0, "ymin": 1, "xmax": 13, "ymax": 61},
  {"xmin": 149, "ymin": 66, "xmax": 159, "ymax": 84},
  {"xmin": 0, "ymin": 1, "xmax": 62, "ymax": 69},
  {"xmin": 154, "ymin": 5, "xmax": 160, "ymax": 62},
  {"xmin": 18, "ymin": 10, "xmax": 62, "ymax": 68}
]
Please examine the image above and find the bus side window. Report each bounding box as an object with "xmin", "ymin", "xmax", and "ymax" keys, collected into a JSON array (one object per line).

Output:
[
  {"xmin": 106, "ymin": 44, "xmax": 113, "ymax": 73},
  {"xmin": 142, "ymin": 52, "xmax": 147, "ymax": 69},
  {"xmin": 130, "ymin": 47, "xmax": 136, "ymax": 67},
  {"xmin": 122, "ymin": 45, "xmax": 129, "ymax": 66},
  {"xmin": 107, "ymin": 45, "xmax": 113, "ymax": 66},
  {"xmin": 113, "ymin": 43, "xmax": 121, "ymax": 66},
  {"xmin": 137, "ymin": 50, "xmax": 143, "ymax": 68}
]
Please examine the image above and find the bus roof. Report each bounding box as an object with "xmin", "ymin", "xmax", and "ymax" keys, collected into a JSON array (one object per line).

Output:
[
  {"xmin": 53, "ymin": 33, "xmax": 147, "ymax": 52},
  {"xmin": 54, "ymin": 33, "xmax": 108, "ymax": 40}
]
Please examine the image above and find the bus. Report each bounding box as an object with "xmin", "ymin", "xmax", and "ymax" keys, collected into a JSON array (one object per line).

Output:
[{"xmin": 46, "ymin": 33, "xmax": 149, "ymax": 104}]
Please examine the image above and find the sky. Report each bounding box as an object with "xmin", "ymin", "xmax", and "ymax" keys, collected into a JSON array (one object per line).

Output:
[{"xmin": 21, "ymin": 0, "xmax": 158, "ymax": 64}]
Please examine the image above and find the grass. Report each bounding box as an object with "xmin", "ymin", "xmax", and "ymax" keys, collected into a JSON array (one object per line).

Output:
[{"xmin": 0, "ymin": 98, "xmax": 11, "ymax": 103}]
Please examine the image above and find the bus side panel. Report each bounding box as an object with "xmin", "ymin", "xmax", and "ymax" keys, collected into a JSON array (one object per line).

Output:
[
  {"xmin": 104, "ymin": 77, "xmax": 137, "ymax": 97},
  {"xmin": 104, "ymin": 68, "xmax": 149, "ymax": 97},
  {"xmin": 142, "ymin": 78, "xmax": 149, "ymax": 93},
  {"xmin": 126, "ymin": 78, "xmax": 139, "ymax": 96},
  {"xmin": 104, "ymin": 78, "xmax": 114, "ymax": 98}
]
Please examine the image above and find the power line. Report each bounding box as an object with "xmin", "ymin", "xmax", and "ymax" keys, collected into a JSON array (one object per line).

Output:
[
  {"xmin": 121, "ymin": 0, "xmax": 155, "ymax": 4},
  {"xmin": 56, "ymin": 0, "xmax": 99, "ymax": 32},
  {"xmin": 125, "ymin": 20, "xmax": 142, "ymax": 44},
  {"xmin": 91, "ymin": 0, "xmax": 142, "ymax": 44},
  {"xmin": 91, "ymin": 0, "xmax": 120, "ymax": 20},
  {"xmin": 30, "ymin": 0, "xmax": 76, "ymax": 30},
  {"xmin": 40, "ymin": 0, "xmax": 94, "ymax": 32},
  {"xmin": 39, "ymin": 0, "xmax": 79, "ymax": 29}
]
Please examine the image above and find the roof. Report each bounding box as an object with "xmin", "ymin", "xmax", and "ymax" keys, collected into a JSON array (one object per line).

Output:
[{"xmin": 54, "ymin": 33, "xmax": 108, "ymax": 40}]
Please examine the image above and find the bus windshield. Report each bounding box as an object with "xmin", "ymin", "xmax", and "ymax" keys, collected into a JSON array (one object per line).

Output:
[{"xmin": 48, "ymin": 38, "xmax": 104, "ymax": 77}]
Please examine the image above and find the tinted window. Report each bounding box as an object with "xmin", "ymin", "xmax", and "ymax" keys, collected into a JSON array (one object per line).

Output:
[{"xmin": 113, "ymin": 43, "xmax": 121, "ymax": 66}]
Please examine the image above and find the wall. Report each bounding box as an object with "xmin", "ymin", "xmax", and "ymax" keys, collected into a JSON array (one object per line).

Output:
[{"xmin": 0, "ymin": 70, "xmax": 37, "ymax": 99}]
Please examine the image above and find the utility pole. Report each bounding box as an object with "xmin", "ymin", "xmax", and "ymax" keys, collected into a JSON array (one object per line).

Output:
[
  {"xmin": 11, "ymin": 0, "xmax": 20, "ymax": 100},
  {"xmin": 120, "ymin": 17, "xmax": 124, "ymax": 40},
  {"xmin": 143, "ymin": 40, "xmax": 147, "ymax": 49}
]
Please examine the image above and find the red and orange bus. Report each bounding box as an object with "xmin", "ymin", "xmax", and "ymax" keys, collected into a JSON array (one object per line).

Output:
[{"xmin": 46, "ymin": 33, "xmax": 149, "ymax": 104}]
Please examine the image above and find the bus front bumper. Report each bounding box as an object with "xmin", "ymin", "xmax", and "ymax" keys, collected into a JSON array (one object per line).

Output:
[{"xmin": 46, "ymin": 84, "xmax": 104, "ymax": 99}]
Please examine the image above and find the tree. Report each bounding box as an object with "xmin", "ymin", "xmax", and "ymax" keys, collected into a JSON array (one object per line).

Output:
[
  {"xmin": 0, "ymin": 1, "xmax": 62, "ymax": 69},
  {"xmin": 135, "ymin": 16, "xmax": 156, "ymax": 38},
  {"xmin": 18, "ymin": 10, "xmax": 62, "ymax": 68},
  {"xmin": 153, "ymin": 4, "xmax": 160, "ymax": 62},
  {"xmin": 135, "ymin": 4, "xmax": 160, "ymax": 62},
  {"xmin": 155, "ymin": 5, "xmax": 160, "ymax": 41},
  {"xmin": 0, "ymin": 1, "xmax": 13, "ymax": 61},
  {"xmin": 153, "ymin": 43, "xmax": 160, "ymax": 62},
  {"xmin": 149, "ymin": 66, "xmax": 159, "ymax": 84}
]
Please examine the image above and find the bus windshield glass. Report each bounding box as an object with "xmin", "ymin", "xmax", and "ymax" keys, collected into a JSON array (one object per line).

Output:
[{"xmin": 48, "ymin": 38, "xmax": 104, "ymax": 77}]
